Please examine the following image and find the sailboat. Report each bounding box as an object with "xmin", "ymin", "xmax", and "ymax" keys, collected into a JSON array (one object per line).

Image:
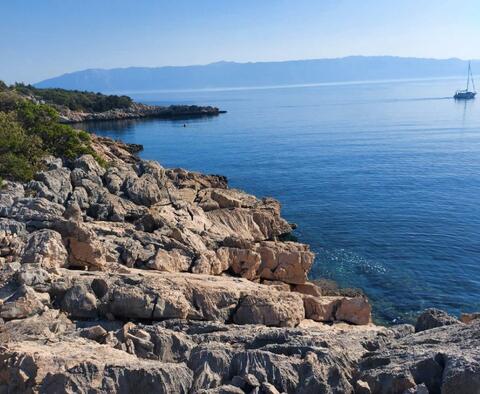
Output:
[{"xmin": 454, "ymin": 61, "xmax": 476, "ymax": 100}]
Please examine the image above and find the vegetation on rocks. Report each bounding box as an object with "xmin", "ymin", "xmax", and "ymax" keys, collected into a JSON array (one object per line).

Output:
[
  {"xmin": 0, "ymin": 86, "xmax": 101, "ymax": 182},
  {"xmin": 11, "ymin": 82, "xmax": 133, "ymax": 112}
]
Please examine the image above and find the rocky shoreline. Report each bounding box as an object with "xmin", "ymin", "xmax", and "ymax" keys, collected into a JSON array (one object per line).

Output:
[
  {"xmin": 59, "ymin": 102, "xmax": 226, "ymax": 123},
  {"xmin": 0, "ymin": 135, "xmax": 478, "ymax": 393}
]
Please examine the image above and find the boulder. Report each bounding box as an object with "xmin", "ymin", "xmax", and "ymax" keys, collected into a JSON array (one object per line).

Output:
[
  {"xmin": 206, "ymin": 207, "xmax": 292, "ymax": 242},
  {"xmin": 335, "ymin": 297, "xmax": 372, "ymax": 325},
  {"xmin": 0, "ymin": 218, "xmax": 26, "ymax": 236},
  {"xmin": 166, "ymin": 168, "xmax": 228, "ymax": 190},
  {"xmin": 292, "ymin": 281, "xmax": 322, "ymax": 297},
  {"xmin": 137, "ymin": 160, "xmax": 166, "ymax": 186},
  {"xmin": 0, "ymin": 285, "xmax": 47, "ymax": 320},
  {"xmin": 191, "ymin": 250, "xmax": 229, "ymax": 276},
  {"xmin": 32, "ymin": 167, "xmax": 72, "ymax": 204},
  {"xmin": 56, "ymin": 221, "xmax": 106, "ymax": 270},
  {"xmin": 415, "ymin": 308, "xmax": 460, "ymax": 332},
  {"xmin": 103, "ymin": 164, "xmax": 136, "ymax": 194},
  {"xmin": 256, "ymin": 241, "xmax": 314, "ymax": 284},
  {"xmin": 216, "ymin": 247, "xmax": 261, "ymax": 280},
  {"xmin": 74, "ymin": 154, "xmax": 106, "ymax": 178},
  {"xmin": 1, "ymin": 197, "xmax": 65, "ymax": 228},
  {"xmin": 233, "ymin": 292, "xmax": 304, "ymax": 327},
  {"xmin": 70, "ymin": 186, "xmax": 90, "ymax": 210},
  {"xmin": 124, "ymin": 174, "xmax": 169, "ymax": 206},
  {"xmin": 303, "ymin": 296, "xmax": 340, "ymax": 322},
  {"xmin": 0, "ymin": 181, "xmax": 24, "ymax": 209},
  {"xmin": 40, "ymin": 155, "xmax": 63, "ymax": 170},
  {"xmin": 21, "ymin": 229, "xmax": 68, "ymax": 269},
  {"xmin": 148, "ymin": 248, "xmax": 192, "ymax": 272},
  {"xmin": 120, "ymin": 239, "xmax": 156, "ymax": 268},
  {"xmin": 61, "ymin": 283, "xmax": 98, "ymax": 318}
]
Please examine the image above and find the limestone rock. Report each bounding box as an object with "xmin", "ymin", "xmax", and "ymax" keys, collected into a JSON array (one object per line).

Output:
[
  {"xmin": 206, "ymin": 207, "xmax": 291, "ymax": 242},
  {"xmin": 124, "ymin": 174, "xmax": 168, "ymax": 206},
  {"xmin": 256, "ymin": 241, "xmax": 314, "ymax": 284},
  {"xmin": 0, "ymin": 181, "xmax": 24, "ymax": 209},
  {"xmin": 61, "ymin": 283, "xmax": 98, "ymax": 318},
  {"xmin": 460, "ymin": 312, "xmax": 480, "ymax": 324},
  {"xmin": 0, "ymin": 339, "xmax": 193, "ymax": 393},
  {"xmin": 148, "ymin": 248, "xmax": 192, "ymax": 272},
  {"xmin": 74, "ymin": 154, "xmax": 106, "ymax": 178},
  {"xmin": 1, "ymin": 197, "xmax": 65, "ymax": 228},
  {"xmin": 292, "ymin": 281, "xmax": 323, "ymax": 297},
  {"xmin": 216, "ymin": 247, "xmax": 261, "ymax": 280},
  {"xmin": 191, "ymin": 250, "xmax": 229, "ymax": 276},
  {"xmin": 357, "ymin": 320, "xmax": 480, "ymax": 394},
  {"xmin": 21, "ymin": 229, "xmax": 68, "ymax": 269},
  {"xmin": 56, "ymin": 221, "xmax": 106, "ymax": 270},
  {"xmin": 336, "ymin": 297, "xmax": 372, "ymax": 325},
  {"xmin": 0, "ymin": 285, "xmax": 47, "ymax": 320},
  {"xmin": 233, "ymin": 292, "xmax": 304, "ymax": 327},
  {"xmin": 415, "ymin": 308, "xmax": 460, "ymax": 332},
  {"xmin": 0, "ymin": 218, "xmax": 26, "ymax": 236},
  {"xmin": 32, "ymin": 167, "xmax": 72, "ymax": 204},
  {"xmin": 2, "ymin": 135, "xmax": 470, "ymax": 394},
  {"xmin": 303, "ymin": 295, "xmax": 341, "ymax": 322}
]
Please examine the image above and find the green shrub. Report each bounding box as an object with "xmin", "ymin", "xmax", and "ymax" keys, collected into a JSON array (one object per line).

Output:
[
  {"xmin": 0, "ymin": 112, "xmax": 43, "ymax": 181},
  {"xmin": 0, "ymin": 99, "xmax": 103, "ymax": 182},
  {"xmin": 0, "ymin": 91, "xmax": 23, "ymax": 112},
  {"xmin": 15, "ymin": 100, "xmax": 96, "ymax": 160}
]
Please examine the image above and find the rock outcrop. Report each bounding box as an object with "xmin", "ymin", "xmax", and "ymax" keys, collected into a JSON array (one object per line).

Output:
[
  {"xmin": 0, "ymin": 134, "xmax": 477, "ymax": 393},
  {"xmin": 59, "ymin": 103, "xmax": 225, "ymax": 123}
]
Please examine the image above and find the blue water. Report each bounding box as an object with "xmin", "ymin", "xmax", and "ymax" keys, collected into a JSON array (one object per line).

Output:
[{"xmin": 81, "ymin": 78, "xmax": 480, "ymax": 324}]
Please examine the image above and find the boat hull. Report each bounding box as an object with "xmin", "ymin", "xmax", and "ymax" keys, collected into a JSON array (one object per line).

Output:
[{"xmin": 454, "ymin": 91, "xmax": 476, "ymax": 100}]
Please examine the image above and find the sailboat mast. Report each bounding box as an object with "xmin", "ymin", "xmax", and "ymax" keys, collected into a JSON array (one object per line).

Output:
[
  {"xmin": 467, "ymin": 61, "xmax": 470, "ymax": 91},
  {"xmin": 471, "ymin": 63, "xmax": 476, "ymax": 92}
]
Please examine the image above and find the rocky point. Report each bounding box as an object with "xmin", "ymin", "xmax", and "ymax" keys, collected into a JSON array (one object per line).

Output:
[{"xmin": 0, "ymin": 135, "xmax": 478, "ymax": 393}]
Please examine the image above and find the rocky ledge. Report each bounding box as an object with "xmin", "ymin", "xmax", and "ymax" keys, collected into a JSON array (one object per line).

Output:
[
  {"xmin": 0, "ymin": 136, "xmax": 478, "ymax": 393},
  {"xmin": 59, "ymin": 103, "xmax": 225, "ymax": 123}
]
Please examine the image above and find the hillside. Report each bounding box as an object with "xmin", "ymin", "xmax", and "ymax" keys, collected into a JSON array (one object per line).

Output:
[{"xmin": 35, "ymin": 56, "xmax": 480, "ymax": 92}]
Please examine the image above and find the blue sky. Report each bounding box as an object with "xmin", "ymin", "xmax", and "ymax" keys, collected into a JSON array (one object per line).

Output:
[{"xmin": 1, "ymin": 0, "xmax": 479, "ymax": 84}]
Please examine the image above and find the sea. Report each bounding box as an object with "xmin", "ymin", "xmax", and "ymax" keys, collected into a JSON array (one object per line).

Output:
[{"xmin": 79, "ymin": 77, "xmax": 480, "ymax": 324}]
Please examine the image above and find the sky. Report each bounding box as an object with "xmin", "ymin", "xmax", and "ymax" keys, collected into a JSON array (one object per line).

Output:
[{"xmin": 1, "ymin": 0, "xmax": 479, "ymax": 84}]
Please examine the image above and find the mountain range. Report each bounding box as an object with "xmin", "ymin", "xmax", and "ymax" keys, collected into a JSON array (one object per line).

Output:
[{"xmin": 35, "ymin": 56, "xmax": 480, "ymax": 92}]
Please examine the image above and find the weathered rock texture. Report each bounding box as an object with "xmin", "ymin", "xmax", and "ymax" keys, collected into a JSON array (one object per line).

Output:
[{"xmin": 0, "ymin": 135, "xmax": 476, "ymax": 393}]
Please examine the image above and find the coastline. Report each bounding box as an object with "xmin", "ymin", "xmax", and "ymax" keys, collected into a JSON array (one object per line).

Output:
[
  {"xmin": 59, "ymin": 102, "xmax": 226, "ymax": 123},
  {"xmin": 0, "ymin": 133, "xmax": 478, "ymax": 392}
]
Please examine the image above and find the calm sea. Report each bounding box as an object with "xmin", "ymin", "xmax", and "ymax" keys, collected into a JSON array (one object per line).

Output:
[{"xmin": 80, "ymin": 78, "xmax": 480, "ymax": 324}]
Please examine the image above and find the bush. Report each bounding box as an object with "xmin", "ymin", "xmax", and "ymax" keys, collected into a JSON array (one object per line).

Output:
[
  {"xmin": 0, "ymin": 91, "xmax": 23, "ymax": 112},
  {"xmin": 0, "ymin": 112, "xmax": 43, "ymax": 181},
  {"xmin": 0, "ymin": 100, "xmax": 102, "ymax": 182}
]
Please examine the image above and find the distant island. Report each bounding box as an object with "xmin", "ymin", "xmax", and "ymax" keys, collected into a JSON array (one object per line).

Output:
[{"xmin": 35, "ymin": 56, "xmax": 480, "ymax": 92}]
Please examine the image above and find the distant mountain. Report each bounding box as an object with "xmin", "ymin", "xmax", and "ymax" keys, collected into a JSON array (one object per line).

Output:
[{"xmin": 35, "ymin": 56, "xmax": 480, "ymax": 92}]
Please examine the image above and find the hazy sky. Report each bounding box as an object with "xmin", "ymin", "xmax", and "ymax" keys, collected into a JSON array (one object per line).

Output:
[{"xmin": 1, "ymin": 0, "xmax": 479, "ymax": 84}]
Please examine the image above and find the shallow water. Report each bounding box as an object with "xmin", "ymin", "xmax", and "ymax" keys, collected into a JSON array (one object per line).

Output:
[{"xmin": 80, "ymin": 78, "xmax": 480, "ymax": 324}]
